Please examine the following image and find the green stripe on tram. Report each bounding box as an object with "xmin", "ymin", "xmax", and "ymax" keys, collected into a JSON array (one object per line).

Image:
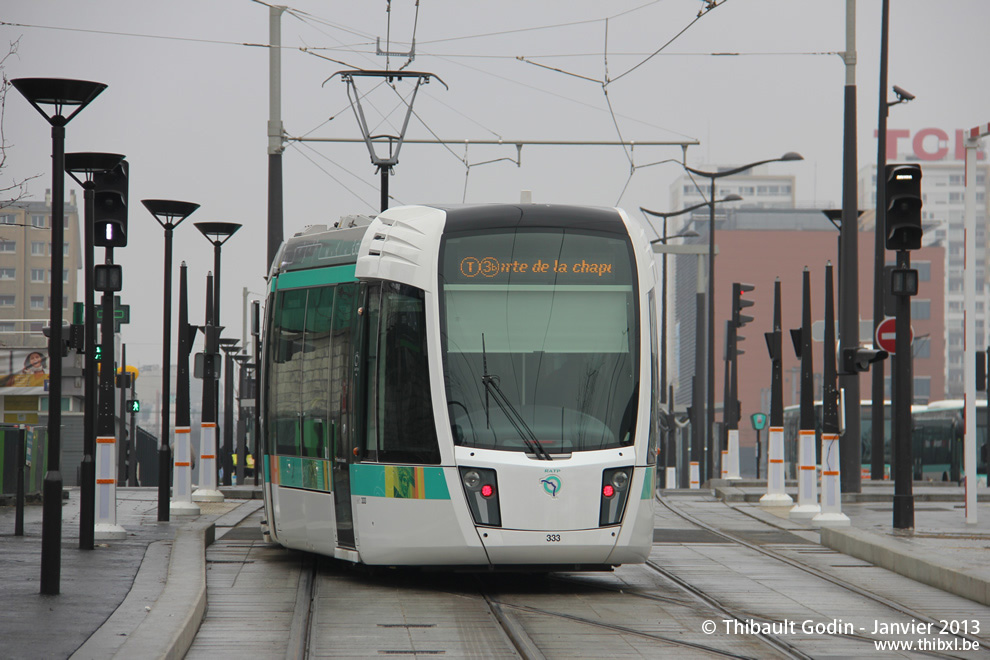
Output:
[
  {"xmin": 642, "ymin": 467, "xmax": 654, "ymax": 499},
  {"xmin": 274, "ymin": 264, "xmax": 357, "ymax": 291},
  {"xmin": 350, "ymin": 464, "xmax": 451, "ymax": 500}
]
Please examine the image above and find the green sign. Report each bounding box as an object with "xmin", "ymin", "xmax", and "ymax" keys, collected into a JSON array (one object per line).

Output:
[
  {"xmin": 751, "ymin": 412, "xmax": 768, "ymax": 431},
  {"xmin": 128, "ymin": 399, "xmax": 140, "ymax": 413},
  {"xmin": 71, "ymin": 299, "xmax": 130, "ymax": 332}
]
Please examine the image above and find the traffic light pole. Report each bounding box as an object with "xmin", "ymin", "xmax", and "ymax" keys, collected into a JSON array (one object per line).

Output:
[
  {"xmin": 95, "ymin": 246, "xmax": 125, "ymax": 539},
  {"xmin": 892, "ymin": 249, "xmax": 914, "ymax": 529}
]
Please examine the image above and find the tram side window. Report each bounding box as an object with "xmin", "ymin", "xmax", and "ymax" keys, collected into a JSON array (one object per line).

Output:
[
  {"xmin": 301, "ymin": 286, "xmax": 334, "ymax": 459},
  {"xmin": 271, "ymin": 288, "xmax": 307, "ymax": 455},
  {"xmin": 373, "ymin": 283, "xmax": 440, "ymax": 464},
  {"xmin": 329, "ymin": 283, "xmax": 359, "ymax": 461}
]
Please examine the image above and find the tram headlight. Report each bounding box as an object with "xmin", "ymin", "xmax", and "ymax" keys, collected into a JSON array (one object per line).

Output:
[
  {"xmin": 459, "ymin": 466, "xmax": 501, "ymax": 527},
  {"xmin": 599, "ymin": 466, "xmax": 633, "ymax": 527},
  {"xmin": 463, "ymin": 470, "xmax": 482, "ymax": 489}
]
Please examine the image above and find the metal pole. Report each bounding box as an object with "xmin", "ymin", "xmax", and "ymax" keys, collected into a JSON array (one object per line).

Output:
[
  {"xmin": 380, "ymin": 166, "xmax": 389, "ymax": 212},
  {"xmin": 171, "ymin": 262, "xmax": 200, "ymax": 515},
  {"xmin": 80, "ymin": 182, "xmax": 97, "ymax": 548},
  {"xmin": 95, "ymin": 246, "xmax": 125, "ymax": 539},
  {"xmin": 839, "ymin": 0, "xmax": 862, "ymax": 493},
  {"xmin": 119, "ymin": 344, "xmax": 128, "ymax": 485},
  {"xmin": 223, "ymin": 349, "xmax": 234, "ymax": 486},
  {"xmin": 158, "ymin": 223, "xmax": 175, "ymax": 519},
  {"xmin": 40, "ymin": 121, "xmax": 66, "ymax": 595},
  {"xmin": 129, "ymin": 372, "xmax": 137, "ymax": 486},
  {"xmin": 706, "ymin": 174, "xmax": 717, "ymax": 485},
  {"xmin": 267, "ymin": 4, "xmax": 285, "ymax": 271},
  {"xmin": 871, "ymin": 0, "xmax": 891, "ymax": 482},
  {"xmin": 692, "ymin": 256, "xmax": 706, "ymax": 486},
  {"xmin": 15, "ymin": 427, "xmax": 25, "ymax": 536},
  {"xmin": 252, "ymin": 300, "xmax": 262, "ymax": 487},
  {"xmin": 892, "ymin": 249, "xmax": 914, "ymax": 528},
  {"xmin": 660, "ymin": 218, "xmax": 668, "ymax": 406}
]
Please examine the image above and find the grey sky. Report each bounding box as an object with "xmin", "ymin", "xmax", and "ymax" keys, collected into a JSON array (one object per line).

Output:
[{"xmin": 2, "ymin": 0, "xmax": 988, "ymax": 367}]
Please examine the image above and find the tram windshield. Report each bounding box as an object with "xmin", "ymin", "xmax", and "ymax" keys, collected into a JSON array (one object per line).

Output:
[{"xmin": 440, "ymin": 227, "xmax": 638, "ymax": 454}]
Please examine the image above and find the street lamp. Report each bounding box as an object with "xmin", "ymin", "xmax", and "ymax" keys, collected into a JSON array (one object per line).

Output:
[
  {"xmin": 65, "ymin": 151, "xmax": 124, "ymax": 551},
  {"xmin": 195, "ymin": 222, "xmax": 241, "ymax": 489},
  {"xmin": 682, "ymin": 152, "xmax": 803, "ymax": 483},
  {"xmin": 13, "ymin": 77, "xmax": 106, "ymax": 595},
  {"xmin": 195, "ymin": 222, "xmax": 242, "ymax": 328},
  {"xmin": 643, "ymin": 196, "xmax": 738, "ymax": 488},
  {"xmin": 143, "ymin": 200, "xmax": 200, "ymax": 521}
]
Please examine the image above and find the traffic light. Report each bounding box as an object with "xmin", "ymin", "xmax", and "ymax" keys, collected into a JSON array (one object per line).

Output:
[
  {"xmin": 127, "ymin": 399, "xmax": 140, "ymax": 413},
  {"xmin": 885, "ymin": 163, "xmax": 923, "ymax": 251},
  {"xmin": 841, "ymin": 346, "xmax": 888, "ymax": 374},
  {"xmin": 732, "ymin": 282, "xmax": 755, "ymax": 356},
  {"xmin": 93, "ymin": 160, "xmax": 128, "ymax": 248}
]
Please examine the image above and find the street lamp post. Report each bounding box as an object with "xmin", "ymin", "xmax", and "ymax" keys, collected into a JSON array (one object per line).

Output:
[
  {"xmin": 682, "ymin": 153, "xmax": 803, "ymax": 482},
  {"xmin": 642, "ymin": 198, "xmax": 737, "ymax": 486},
  {"xmin": 64, "ymin": 152, "xmax": 124, "ymax": 551},
  {"xmin": 194, "ymin": 223, "xmax": 241, "ymax": 495},
  {"xmin": 13, "ymin": 77, "xmax": 106, "ymax": 595},
  {"xmin": 143, "ymin": 200, "xmax": 200, "ymax": 521}
]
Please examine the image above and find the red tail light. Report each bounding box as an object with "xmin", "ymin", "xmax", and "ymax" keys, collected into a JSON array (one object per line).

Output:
[
  {"xmin": 481, "ymin": 484, "xmax": 494, "ymax": 498},
  {"xmin": 602, "ymin": 484, "xmax": 615, "ymax": 498}
]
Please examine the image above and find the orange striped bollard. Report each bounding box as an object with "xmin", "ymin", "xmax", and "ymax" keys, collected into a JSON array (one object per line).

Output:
[
  {"xmin": 170, "ymin": 425, "xmax": 200, "ymax": 515},
  {"xmin": 789, "ymin": 429, "xmax": 820, "ymax": 520},
  {"xmin": 760, "ymin": 425, "xmax": 792, "ymax": 506},
  {"xmin": 812, "ymin": 432, "xmax": 850, "ymax": 527},
  {"xmin": 93, "ymin": 432, "xmax": 126, "ymax": 539}
]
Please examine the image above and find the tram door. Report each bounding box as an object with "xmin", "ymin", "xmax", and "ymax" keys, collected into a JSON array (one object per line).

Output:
[{"xmin": 331, "ymin": 282, "xmax": 363, "ymax": 549}]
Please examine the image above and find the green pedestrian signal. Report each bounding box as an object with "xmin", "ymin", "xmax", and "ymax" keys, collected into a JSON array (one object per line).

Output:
[
  {"xmin": 128, "ymin": 399, "xmax": 140, "ymax": 413},
  {"xmin": 94, "ymin": 344, "xmax": 103, "ymax": 361}
]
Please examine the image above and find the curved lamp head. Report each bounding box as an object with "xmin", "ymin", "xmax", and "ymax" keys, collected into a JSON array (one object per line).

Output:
[
  {"xmin": 143, "ymin": 199, "xmax": 200, "ymax": 230},
  {"xmin": 721, "ymin": 193, "xmax": 744, "ymax": 202},
  {"xmin": 12, "ymin": 78, "xmax": 107, "ymax": 125},
  {"xmin": 65, "ymin": 152, "xmax": 124, "ymax": 176},
  {"xmin": 195, "ymin": 221, "xmax": 242, "ymax": 246},
  {"xmin": 779, "ymin": 151, "xmax": 804, "ymax": 162}
]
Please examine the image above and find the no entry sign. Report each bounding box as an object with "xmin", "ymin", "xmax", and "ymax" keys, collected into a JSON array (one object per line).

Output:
[{"xmin": 875, "ymin": 317, "xmax": 912, "ymax": 354}]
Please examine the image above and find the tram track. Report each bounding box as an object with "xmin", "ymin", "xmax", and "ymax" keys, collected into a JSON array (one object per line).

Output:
[{"xmin": 657, "ymin": 495, "xmax": 989, "ymax": 657}]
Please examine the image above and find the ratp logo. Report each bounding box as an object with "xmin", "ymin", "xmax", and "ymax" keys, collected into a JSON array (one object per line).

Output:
[{"xmin": 541, "ymin": 475, "xmax": 562, "ymax": 498}]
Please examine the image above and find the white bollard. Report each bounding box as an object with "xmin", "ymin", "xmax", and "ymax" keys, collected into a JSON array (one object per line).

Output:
[
  {"xmin": 789, "ymin": 429, "xmax": 820, "ymax": 520},
  {"xmin": 812, "ymin": 432, "xmax": 850, "ymax": 527},
  {"xmin": 760, "ymin": 425, "xmax": 792, "ymax": 506},
  {"xmin": 665, "ymin": 466, "xmax": 678, "ymax": 489},
  {"xmin": 720, "ymin": 450, "xmax": 729, "ymax": 480},
  {"xmin": 726, "ymin": 429, "xmax": 741, "ymax": 480},
  {"xmin": 170, "ymin": 426, "xmax": 200, "ymax": 515},
  {"xmin": 94, "ymin": 433, "xmax": 126, "ymax": 540},
  {"xmin": 689, "ymin": 461, "xmax": 700, "ymax": 489},
  {"xmin": 192, "ymin": 421, "xmax": 224, "ymax": 502}
]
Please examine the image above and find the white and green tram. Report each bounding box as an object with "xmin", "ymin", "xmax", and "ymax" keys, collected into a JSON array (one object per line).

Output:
[{"xmin": 260, "ymin": 204, "xmax": 659, "ymax": 569}]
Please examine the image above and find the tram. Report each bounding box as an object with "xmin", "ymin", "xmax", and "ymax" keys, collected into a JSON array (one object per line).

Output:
[{"xmin": 259, "ymin": 204, "xmax": 659, "ymax": 569}]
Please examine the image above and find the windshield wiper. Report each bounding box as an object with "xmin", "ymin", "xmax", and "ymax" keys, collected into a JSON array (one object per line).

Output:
[{"xmin": 481, "ymin": 334, "xmax": 552, "ymax": 461}]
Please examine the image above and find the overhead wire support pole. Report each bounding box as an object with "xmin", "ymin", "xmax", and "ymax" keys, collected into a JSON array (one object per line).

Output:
[
  {"xmin": 838, "ymin": 0, "xmax": 863, "ymax": 494},
  {"xmin": 267, "ymin": 4, "xmax": 285, "ymax": 273},
  {"xmin": 963, "ymin": 123, "xmax": 989, "ymax": 525}
]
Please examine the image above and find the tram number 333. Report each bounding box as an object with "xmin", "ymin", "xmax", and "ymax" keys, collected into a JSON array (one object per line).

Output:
[{"xmin": 546, "ymin": 534, "xmax": 562, "ymax": 542}]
